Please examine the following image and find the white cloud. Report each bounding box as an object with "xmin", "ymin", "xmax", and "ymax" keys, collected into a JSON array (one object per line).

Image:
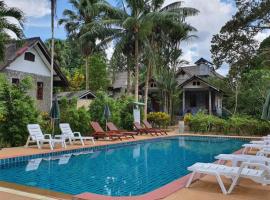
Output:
[
  {"xmin": 4, "ymin": 0, "xmax": 50, "ymax": 18},
  {"xmin": 164, "ymin": 0, "xmax": 236, "ymax": 75}
]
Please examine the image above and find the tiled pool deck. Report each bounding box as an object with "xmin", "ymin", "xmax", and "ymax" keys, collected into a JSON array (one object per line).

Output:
[{"xmin": 0, "ymin": 131, "xmax": 268, "ymax": 200}]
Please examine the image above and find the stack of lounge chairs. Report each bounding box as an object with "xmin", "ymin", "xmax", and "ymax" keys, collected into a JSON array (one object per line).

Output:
[{"xmin": 186, "ymin": 135, "xmax": 270, "ymax": 195}]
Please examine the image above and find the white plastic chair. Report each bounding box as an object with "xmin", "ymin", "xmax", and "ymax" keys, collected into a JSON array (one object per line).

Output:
[
  {"xmin": 59, "ymin": 123, "xmax": 95, "ymax": 146},
  {"xmin": 242, "ymin": 143, "xmax": 270, "ymax": 154},
  {"xmin": 25, "ymin": 124, "xmax": 66, "ymax": 150},
  {"xmin": 186, "ymin": 162, "xmax": 270, "ymax": 194},
  {"xmin": 215, "ymin": 154, "xmax": 270, "ymax": 166}
]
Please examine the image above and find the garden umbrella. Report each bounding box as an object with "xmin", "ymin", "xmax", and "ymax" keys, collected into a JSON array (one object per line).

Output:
[
  {"xmin": 50, "ymin": 97, "xmax": 60, "ymax": 134},
  {"xmin": 103, "ymin": 104, "xmax": 111, "ymax": 131},
  {"xmin": 262, "ymin": 91, "xmax": 270, "ymax": 120}
]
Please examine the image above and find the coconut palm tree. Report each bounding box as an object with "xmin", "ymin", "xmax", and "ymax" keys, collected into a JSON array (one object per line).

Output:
[
  {"xmin": 59, "ymin": 0, "xmax": 122, "ymax": 90},
  {"xmin": 50, "ymin": 0, "xmax": 56, "ymax": 109},
  {"xmin": 139, "ymin": 1, "xmax": 198, "ymax": 118},
  {"xmin": 0, "ymin": 1, "xmax": 24, "ymax": 61}
]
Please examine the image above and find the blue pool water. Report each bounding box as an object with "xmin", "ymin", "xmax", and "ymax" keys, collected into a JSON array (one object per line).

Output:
[{"xmin": 0, "ymin": 136, "xmax": 246, "ymax": 196}]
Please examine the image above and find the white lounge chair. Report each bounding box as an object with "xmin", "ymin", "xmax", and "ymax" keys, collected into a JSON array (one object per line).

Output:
[
  {"xmin": 242, "ymin": 143, "xmax": 270, "ymax": 154},
  {"xmin": 25, "ymin": 124, "xmax": 66, "ymax": 150},
  {"xmin": 215, "ymin": 154, "xmax": 270, "ymax": 166},
  {"xmin": 59, "ymin": 123, "xmax": 95, "ymax": 146},
  {"xmin": 186, "ymin": 162, "xmax": 270, "ymax": 194}
]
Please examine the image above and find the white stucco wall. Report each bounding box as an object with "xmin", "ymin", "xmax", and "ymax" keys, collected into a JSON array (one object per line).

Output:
[{"xmin": 6, "ymin": 47, "xmax": 51, "ymax": 77}]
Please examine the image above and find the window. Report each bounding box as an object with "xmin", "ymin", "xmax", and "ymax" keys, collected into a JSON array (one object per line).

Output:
[
  {"xmin": 24, "ymin": 52, "xmax": 35, "ymax": 62},
  {"xmin": 193, "ymin": 81, "xmax": 201, "ymax": 86},
  {"xmin": 12, "ymin": 78, "xmax": 19, "ymax": 85},
  {"xmin": 37, "ymin": 82, "xmax": 43, "ymax": 100}
]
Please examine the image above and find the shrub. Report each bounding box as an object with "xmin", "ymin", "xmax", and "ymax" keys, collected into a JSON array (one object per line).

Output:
[
  {"xmin": 147, "ymin": 112, "xmax": 170, "ymax": 128},
  {"xmin": 183, "ymin": 113, "xmax": 192, "ymax": 126},
  {"xmin": 119, "ymin": 96, "xmax": 135, "ymax": 130},
  {"xmin": 188, "ymin": 112, "xmax": 270, "ymax": 136},
  {"xmin": 0, "ymin": 75, "xmax": 40, "ymax": 147},
  {"xmin": 89, "ymin": 91, "xmax": 121, "ymax": 129},
  {"xmin": 59, "ymin": 97, "xmax": 91, "ymax": 135}
]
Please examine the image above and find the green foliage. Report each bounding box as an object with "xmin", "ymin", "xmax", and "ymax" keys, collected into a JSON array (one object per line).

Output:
[
  {"xmin": 188, "ymin": 112, "xmax": 270, "ymax": 136},
  {"xmin": 0, "ymin": 1, "xmax": 24, "ymax": 61},
  {"xmin": 59, "ymin": 97, "xmax": 91, "ymax": 135},
  {"xmin": 89, "ymin": 92, "xmax": 136, "ymax": 130},
  {"xmin": 89, "ymin": 91, "xmax": 121, "ymax": 128},
  {"xmin": 119, "ymin": 96, "xmax": 135, "ymax": 130},
  {"xmin": 0, "ymin": 75, "xmax": 40, "ymax": 147},
  {"xmin": 147, "ymin": 112, "xmax": 170, "ymax": 128},
  {"xmin": 88, "ymin": 53, "xmax": 109, "ymax": 92},
  {"xmin": 237, "ymin": 69, "xmax": 270, "ymax": 117},
  {"xmin": 211, "ymin": 0, "xmax": 270, "ymax": 67}
]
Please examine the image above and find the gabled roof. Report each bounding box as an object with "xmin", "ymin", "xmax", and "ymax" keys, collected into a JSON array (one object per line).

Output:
[
  {"xmin": 194, "ymin": 57, "xmax": 213, "ymax": 65},
  {"xmin": 179, "ymin": 75, "xmax": 223, "ymax": 92},
  {"xmin": 55, "ymin": 90, "xmax": 96, "ymax": 100},
  {"xmin": 0, "ymin": 37, "xmax": 69, "ymax": 87}
]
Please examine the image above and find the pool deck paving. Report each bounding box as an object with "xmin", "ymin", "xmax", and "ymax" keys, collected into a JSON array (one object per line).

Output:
[{"xmin": 0, "ymin": 130, "xmax": 267, "ymax": 200}]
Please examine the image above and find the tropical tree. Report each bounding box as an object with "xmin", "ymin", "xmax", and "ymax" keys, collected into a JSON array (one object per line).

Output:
[
  {"xmin": 59, "ymin": 0, "xmax": 122, "ymax": 90},
  {"xmin": 211, "ymin": 0, "xmax": 270, "ymax": 68},
  {"xmin": 0, "ymin": 1, "xmax": 24, "ymax": 61},
  {"xmin": 50, "ymin": 0, "xmax": 56, "ymax": 110},
  {"xmin": 154, "ymin": 67, "xmax": 180, "ymax": 119},
  {"xmin": 142, "ymin": 1, "xmax": 198, "ymax": 118}
]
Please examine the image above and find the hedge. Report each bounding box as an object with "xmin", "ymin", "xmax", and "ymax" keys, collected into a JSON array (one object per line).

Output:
[{"xmin": 187, "ymin": 112, "xmax": 270, "ymax": 136}]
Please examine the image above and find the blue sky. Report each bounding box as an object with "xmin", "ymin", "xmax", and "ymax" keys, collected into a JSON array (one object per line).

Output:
[{"xmin": 4, "ymin": 0, "xmax": 269, "ymax": 75}]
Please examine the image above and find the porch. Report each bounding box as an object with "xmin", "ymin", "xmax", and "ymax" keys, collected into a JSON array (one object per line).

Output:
[{"xmin": 181, "ymin": 89, "xmax": 222, "ymax": 116}]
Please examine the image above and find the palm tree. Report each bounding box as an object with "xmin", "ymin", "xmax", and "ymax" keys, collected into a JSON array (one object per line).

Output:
[
  {"xmin": 155, "ymin": 67, "xmax": 180, "ymax": 118},
  {"xmin": 50, "ymin": 0, "xmax": 56, "ymax": 109},
  {"xmin": 140, "ymin": 1, "xmax": 198, "ymax": 118},
  {"xmin": 0, "ymin": 1, "xmax": 24, "ymax": 61},
  {"xmin": 59, "ymin": 0, "xmax": 121, "ymax": 90}
]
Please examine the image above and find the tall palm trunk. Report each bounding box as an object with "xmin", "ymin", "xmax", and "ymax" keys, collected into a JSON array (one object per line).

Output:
[
  {"xmin": 85, "ymin": 56, "xmax": 89, "ymax": 90},
  {"xmin": 50, "ymin": 0, "xmax": 56, "ymax": 108},
  {"xmin": 134, "ymin": 32, "xmax": 139, "ymax": 101},
  {"xmin": 143, "ymin": 62, "xmax": 151, "ymax": 119},
  {"xmin": 126, "ymin": 56, "xmax": 131, "ymax": 94}
]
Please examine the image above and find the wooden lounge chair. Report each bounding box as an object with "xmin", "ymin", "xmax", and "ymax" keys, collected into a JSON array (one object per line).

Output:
[
  {"xmin": 90, "ymin": 122, "xmax": 125, "ymax": 140},
  {"xmin": 142, "ymin": 120, "xmax": 168, "ymax": 135},
  {"xmin": 107, "ymin": 122, "xmax": 137, "ymax": 139},
  {"xmin": 133, "ymin": 122, "xmax": 158, "ymax": 136}
]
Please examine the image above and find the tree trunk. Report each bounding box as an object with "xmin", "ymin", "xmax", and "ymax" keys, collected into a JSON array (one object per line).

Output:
[
  {"xmin": 127, "ymin": 56, "xmax": 131, "ymax": 94},
  {"xmin": 164, "ymin": 93, "xmax": 168, "ymax": 113},
  {"xmin": 134, "ymin": 33, "xmax": 139, "ymax": 102},
  {"xmin": 233, "ymin": 84, "xmax": 239, "ymax": 114},
  {"xmin": 85, "ymin": 56, "xmax": 89, "ymax": 90},
  {"xmin": 143, "ymin": 63, "xmax": 151, "ymax": 120}
]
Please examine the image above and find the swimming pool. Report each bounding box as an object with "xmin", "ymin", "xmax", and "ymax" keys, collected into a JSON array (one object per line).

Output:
[{"xmin": 0, "ymin": 136, "xmax": 246, "ymax": 196}]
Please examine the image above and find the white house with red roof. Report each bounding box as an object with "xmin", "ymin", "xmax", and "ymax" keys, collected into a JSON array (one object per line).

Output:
[{"xmin": 0, "ymin": 37, "xmax": 68, "ymax": 111}]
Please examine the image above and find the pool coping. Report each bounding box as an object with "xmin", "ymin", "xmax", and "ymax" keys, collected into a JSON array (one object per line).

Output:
[{"xmin": 0, "ymin": 134, "xmax": 252, "ymax": 200}]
